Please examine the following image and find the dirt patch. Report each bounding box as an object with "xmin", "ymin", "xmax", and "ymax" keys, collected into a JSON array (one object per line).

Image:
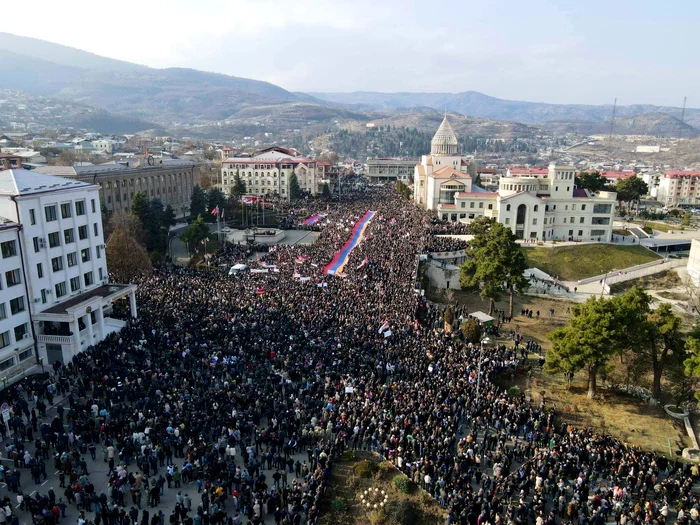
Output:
[
  {"xmin": 319, "ymin": 452, "xmax": 446, "ymax": 525},
  {"xmin": 610, "ymin": 270, "xmax": 681, "ymax": 293}
]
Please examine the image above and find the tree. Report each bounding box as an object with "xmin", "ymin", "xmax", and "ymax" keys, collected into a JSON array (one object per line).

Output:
[
  {"xmin": 444, "ymin": 306, "xmax": 454, "ymax": 332},
  {"xmin": 615, "ymin": 177, "xmax": 648, "ymax": 213},
  {"xmin": 181, "ymin": 215, "xmax": 210, "ymax": 250},
  {"xmin": 163, "ymin": 205, "xmax": 177, "ymax": 229},
  {"xmin": 289, "ymin": 173, "xmax": 301, "ymax": 201},
  {"xmin": 321, "ymin": 183, "xmax": 332, "ymax": 199},
  {"xmin": 318, "ymin": 151, "xmax": 339, "ymax": 165},
  {"xmin": 684, "ymin": 337, "xmax": 700, "ymax": 402},
  {"xmin": 545, "ymin": 297, "xmax": 617, "ymax": 398},
  {"xmin": 459, "ymin": 218, "xmax": 529, "ymax": 316},
  {"xmin": 190, "ymin": 185, "xmax": 207, "ymax": 218},
  {"xmin": 460, "ymin": 318, "xmax": 482, "ymax": 344},
  {"xmin": 681, "ymin": 211, "xmax": 692, "ymax": 227},
  {"xmin": 107, "ymin": 210, "xmax": 146, "ymax": 246},
  {"xmin": 230, "ymin": 173, "xmax": 247, "ymax": 197},
  {"xmin": 575, "ymin": 171, "xmax": 609, "ymax": 193},
  {"xmin": 53, "ymin": 150, "xmax": 78, "ymax": 166},
  {"xmin": 644, "ymin": 302, "xmax": 685, "ymax": 398},
  {"xmin": 106, "ymin": 228, "xmax": 152, "ymax": 283},
  {"xmin": 130, "ymin": 192, "xmax": 151, "ymax": 227}
]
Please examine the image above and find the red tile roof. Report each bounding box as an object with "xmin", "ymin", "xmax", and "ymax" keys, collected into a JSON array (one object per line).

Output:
[{"xmin": 664, "ymin": 170, "xmax": 700, "ymax": 178}]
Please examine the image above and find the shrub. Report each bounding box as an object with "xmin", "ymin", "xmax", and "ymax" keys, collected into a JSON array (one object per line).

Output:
[
  {"xmin": 149, "ymin": 251, "xmax": 164, "ymax": 264},
  {"xmin": 376, "ymin": 461, "xmax": 394, "ymax": 478},
  {"xmin": 391, "ymin": 474, "xmax": 411, "ymax": 494},
  {"xmin": 508, "ymin": 386, "xmax": 522, "ymax": 398},
  {"xmin": 353, "ymin": 459, "xmax": 378, "ymax": 478},
  {"xmin": 383, "ymin": 500, "xmax": 415, "ymax": 524},
  {"xmin": 460, "ymin": 318, "xmax": 482, "ymax": 343},
  {"xmin": 341, "ymin": 450, "xmax": 356, "ymax": 461},
  {"xmin": 330, "ymin": 498, "xmax": 346, "ymax": 514}
]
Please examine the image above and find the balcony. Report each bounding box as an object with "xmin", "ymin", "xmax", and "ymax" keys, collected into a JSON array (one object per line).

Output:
[{"xmin": 37, "ymin": 334, "xmax": 73, "ymax": 345}]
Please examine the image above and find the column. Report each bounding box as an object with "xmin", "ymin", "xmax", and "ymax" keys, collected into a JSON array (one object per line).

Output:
[
  {"xmin": 129, "ymin": 290, "xmax": 138, "ymax": 318},
  {"xmin": 86, "ymin": 313, "xmax": 94, "ymax": 347},
  {"xmin": 96, "ymin": 307, "xmax": 105, "ymax": 340},
  {"xmin": 71, "ymin": 318, "xmax": 81, "ymax": 356}
]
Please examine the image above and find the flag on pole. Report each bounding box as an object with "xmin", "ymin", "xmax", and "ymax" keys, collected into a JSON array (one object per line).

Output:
[
  {"xmin": 378, "ymin": 321, "xmax": 389, "ymax": 333},
  {"xmin": 356, "ymin": 256, "xmax": 368, "ymax": 270},
  {"xmin": 211, "ymin": 206, "xmax": 219, "ymax": 216}
]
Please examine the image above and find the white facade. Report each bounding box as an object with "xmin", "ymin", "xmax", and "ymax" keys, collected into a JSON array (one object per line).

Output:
[
  {"xmin": 0, "ymin": 169, "xmax": 137, "ymax": 370},
  {"xmin": 413, "ymin": 118, "xmax": 617, "ymax": 242},
  {"xmin": 221, "ymin": 147, "xmax": 323, "ymax": 199},
  {"xmin": 0, "ymin": 222, "xmax": 35, "ymax": 381}
]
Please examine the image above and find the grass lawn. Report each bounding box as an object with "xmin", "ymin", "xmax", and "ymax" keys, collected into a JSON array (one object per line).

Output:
[
  {"xmin": 522, "ymin": 244, "xmax": 661, "ymax": 281},
  {"xmin": 645, "ymin": 222, "xmax": 684, "ymax": 233},
  {"xmin": 613, "ymin": 229, "xmax": 632, "ymax": 236}
]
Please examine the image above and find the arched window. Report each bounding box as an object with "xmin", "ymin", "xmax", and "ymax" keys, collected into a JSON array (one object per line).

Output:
[
  {"xmin": 506, "ymin": 204, "xmax": 511, "ymax": 211},
  {"xmin": 534, "ymin": 205, "xmax": 539, "ymax": 212}
]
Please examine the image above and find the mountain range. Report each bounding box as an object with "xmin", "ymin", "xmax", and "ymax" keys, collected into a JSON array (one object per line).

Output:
[{"xmin": 0, "ymin": 31, "xmax": 697, "ymax": 139}]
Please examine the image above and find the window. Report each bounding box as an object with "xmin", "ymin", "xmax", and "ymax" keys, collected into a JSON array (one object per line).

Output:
[
  {"xmin": 506, "ymin": 204, "xmax": 511, "ymax": 211},
  {"xmin": 593, "ymin": 203, "xmax": 612, "ymax": 214},
  {"xmin": 0, "ymin": 355, "xmax": 14, "ymax": 369},
  {"xmin": 533, "ymin": 218, "xmax": 538, "ymax": 225},
  {"xmin": 578, "ymin": 230, "xmax": 583, "ymax": 237},
  {"xmin": 37, "ymin": 263, "xmax": 43, "ymax": 279},
  {"xmin": 0, "ymin": 240, "xmax": 16, "ymax": 258},
  {"xmin": 60, "ymin": 203, "xmax": 72, "ymax": 219},
  {"xmin": 81, "ymin": 248, "xmax": 91, "ymax": 263},
  {"xmin": 99, "ymin": 267, "xmax": 104, "ymax": 281},
  {"xmin": 570, "ymin": 217, "xmax": 574, "ymax": 223},
  {"xmin": 9, "ymin": 296, "xmax": 25, "ymax": 315},
  {"xmin": 41, "ymin": 289, "xmax": 46, "ymax": 304},
  {"xmin": 29, "ymin": 209, "xmax": 36, "ymax": 225},
  {"xmin": 96, "ymin": 246, "xmax": 102, "ymax": 259},
  {"xmin": 581, "ymin": 204, "xmax": 586, "ymax": 211},
  {"xmin": 55, "ymin": 281, "xmax": 67, "ymax": 298},
  {"xmin": 51, "ymin": 256, "xmax": 63, "ymax": 272},
  {"xmin": 580, "ymin": 217, "xmax": 585, "ymax": 224},
  {"xmin": 67, "ymin": 252, "xmax": 78, "ymax": 267},
  {"xmin": 45, "ymin": 205, "xmax": 57, "ymax": 222},
  {"xmin": 93, "ymin": 223, "xmax": 99, "ymax": 237},
  {"xmin": 534, "ymin": 205, "xmax": 539, "ymax": 212},
  {"xmin": 14, "ymin": 323, "xmax": 27, "ymax": 342},
  {"xmin": 460, "ymin": 202, "xmax": 465, "ymax": 209},
  {"xmin": 64, "ymin": 229, "xmax": 75, "ymax": 244},
  {"xmin": 572, "ymin": 204, "xmax": 576, "ymax": 211},
  {"xmin": 75, "ymin": 200, "xmax": 86, "ymax": 216},
  {"xmin": 84, "ymin": 271, "xmax": 94, "ymax": 287},
  {"xmin": 48, "ymin": 232, "xmax": 61, "ymax": 248},
  {"xmin": 0, "ymin": 303, "xmax": 6, "ymax": 320},
  {"xmin": 470, "ymin": 202, "xmax": 475, "ymax": 209},
  {"xmin": 91, "ymin": 199, "xmax": 96, "ymax": 213},
  {"xmin": 78, "ymin": 226, "xmax": 88, "ymax": 240},
  {"xmin": 33, "ymin": 237, "xmax": 40, "ymax": 253},
  {"xmin": 591, "ymin": 229, "xmax": 606, "ymax": 237},
  {"xmin": 5, "ymin": 269, "xmax": 20, "ymax": 287},
  {"xmin": 505, "ymin": 218, "xmax": 510, "ymax": 225},
  {"xmin": 18, "ymin": 349, "xmax": 32, "ymax": 362},
  {"xmin": 70, "ymin": 276, "xmax": 81, "ymax": 292},
  {"xmin": 478, "ymin": 202, "xmax": 484, "ymax": 209},
  {"xmin": 565, "ymin": 205, "xmax": 568, "ymax": 210}
]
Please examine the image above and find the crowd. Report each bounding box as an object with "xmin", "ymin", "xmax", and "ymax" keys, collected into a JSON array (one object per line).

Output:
[{"xmin": 0, "ymin": 188, "xmax": 698, "ymax": 525}]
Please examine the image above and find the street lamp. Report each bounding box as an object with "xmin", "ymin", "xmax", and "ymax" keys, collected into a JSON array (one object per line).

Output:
[
  {"xmin": 600, "ymin": 268, "xmax": 617, "ymax": 298},
  {"xmin": 476, "ymin": 337, "xmax": 490, "ymax": 402}
]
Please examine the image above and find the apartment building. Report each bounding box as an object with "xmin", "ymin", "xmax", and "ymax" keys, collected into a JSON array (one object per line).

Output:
[
  {"xmin": 221, "ymin": 147, "xmax": 321, "ymax": 199},
  {"xmin": 366, "ymin": 158, "xmax": 416, "ymax": 183},
  {"xmin": 36, "ymin": 158, "xmax": 200, "ymax": 218},
  {"xmin": 656, "ymin": 171, "xmax": 700, "ymax": 206},
  {"xmin": 0, "ymin": 169, "xmax": 137, "ymax": 371},
  {"xmin": 0, "ymin": 154, "xmax": 22, "ymax": 171}
]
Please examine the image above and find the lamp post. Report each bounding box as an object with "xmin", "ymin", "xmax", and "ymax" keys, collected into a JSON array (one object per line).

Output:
[
  {"xmin": 600, "ymin": 268, "xmax": 617, "ymax": 298},
  {"xmin": 38, "ymin": 357, "xmax": 44, "ymax": 374},
  {"xmin": 476, "ymin": 337, "xmax": 490, "ymax": 402}
]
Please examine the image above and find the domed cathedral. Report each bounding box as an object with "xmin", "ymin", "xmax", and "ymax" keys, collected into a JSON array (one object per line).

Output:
[{"xmin": 413, "ymin": 115, "xmax": 478, "ymax": 210}]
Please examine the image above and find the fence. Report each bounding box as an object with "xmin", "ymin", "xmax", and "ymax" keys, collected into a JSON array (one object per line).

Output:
[{"xmin": 577, "ymin": 258, "xmax": 683, "ymax": 285}]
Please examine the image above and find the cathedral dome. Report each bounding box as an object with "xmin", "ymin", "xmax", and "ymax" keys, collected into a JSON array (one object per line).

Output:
[{"xmin": 431, "ymin": 116, "xmax": 458, "ymax": 155}]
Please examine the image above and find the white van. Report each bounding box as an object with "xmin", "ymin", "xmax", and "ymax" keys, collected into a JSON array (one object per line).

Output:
[{"xmin": 228, "ymin": 264, "xmax": 249, "ymax": 276}]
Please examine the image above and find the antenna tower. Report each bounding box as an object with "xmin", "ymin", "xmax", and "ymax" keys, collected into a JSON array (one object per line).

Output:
[{"xmin": 608, "ymin": 98, "xmax": 617, "ymax": 142}]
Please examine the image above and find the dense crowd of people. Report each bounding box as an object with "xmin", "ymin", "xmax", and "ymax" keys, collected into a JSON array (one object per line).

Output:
[{"xmin": 0, "ymin": 188, "xmax": 699, "ymax": 525}]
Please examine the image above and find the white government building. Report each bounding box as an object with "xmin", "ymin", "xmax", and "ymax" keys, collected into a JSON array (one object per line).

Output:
[
  {"xmin": 0, "ymin": 169, "xmax": 136, "ymax": 383},
  {"xmin": 414, "ymin": 117, "xmax": 617, "ymax": 242},
  {"xmin": 220, "ymin": 147, "xmax": 326, "ymax": 198}
]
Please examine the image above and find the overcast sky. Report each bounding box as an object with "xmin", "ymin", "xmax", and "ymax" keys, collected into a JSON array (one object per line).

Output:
[{"xmin": 11, "ymin": 0, "xmax": 700, "ymax": 107}]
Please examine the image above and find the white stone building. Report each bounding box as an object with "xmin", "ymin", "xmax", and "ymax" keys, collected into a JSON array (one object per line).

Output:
[
  {"xmin": 656, "ymin": 171, "xmax": 700, "ymax": 207},
  {"xmin": 414, "ymin": 117, "xmax": 618, "ymax": 242},
  {"xmin": 0, "ymin": 220, "xmax": 35, "ymax": 381},
  {"xmin": 220, "ymin": 147, "xmax": 324, "ymax": 199},
  {"xmin": 0, "ymin": 169, "xmax": 137, "ymax": 371}
]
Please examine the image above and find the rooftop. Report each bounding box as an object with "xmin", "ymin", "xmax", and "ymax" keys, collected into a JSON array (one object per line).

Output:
[
  {"xmin": 664, "ymin": 170, "xmax": 700, "ymax": 179},
  {"xmin": 0, "ymin": 169, "xmax": 93, "ymax": 196}
]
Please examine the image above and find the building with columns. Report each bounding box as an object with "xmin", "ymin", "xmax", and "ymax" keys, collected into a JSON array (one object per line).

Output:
[
  {"xmin": 414, "ymin": 117, "xmax": 618, "ymax": 242},
  {"xmin": 0, "ymin": 169, "xmax": 137, "ymax": 371}
]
